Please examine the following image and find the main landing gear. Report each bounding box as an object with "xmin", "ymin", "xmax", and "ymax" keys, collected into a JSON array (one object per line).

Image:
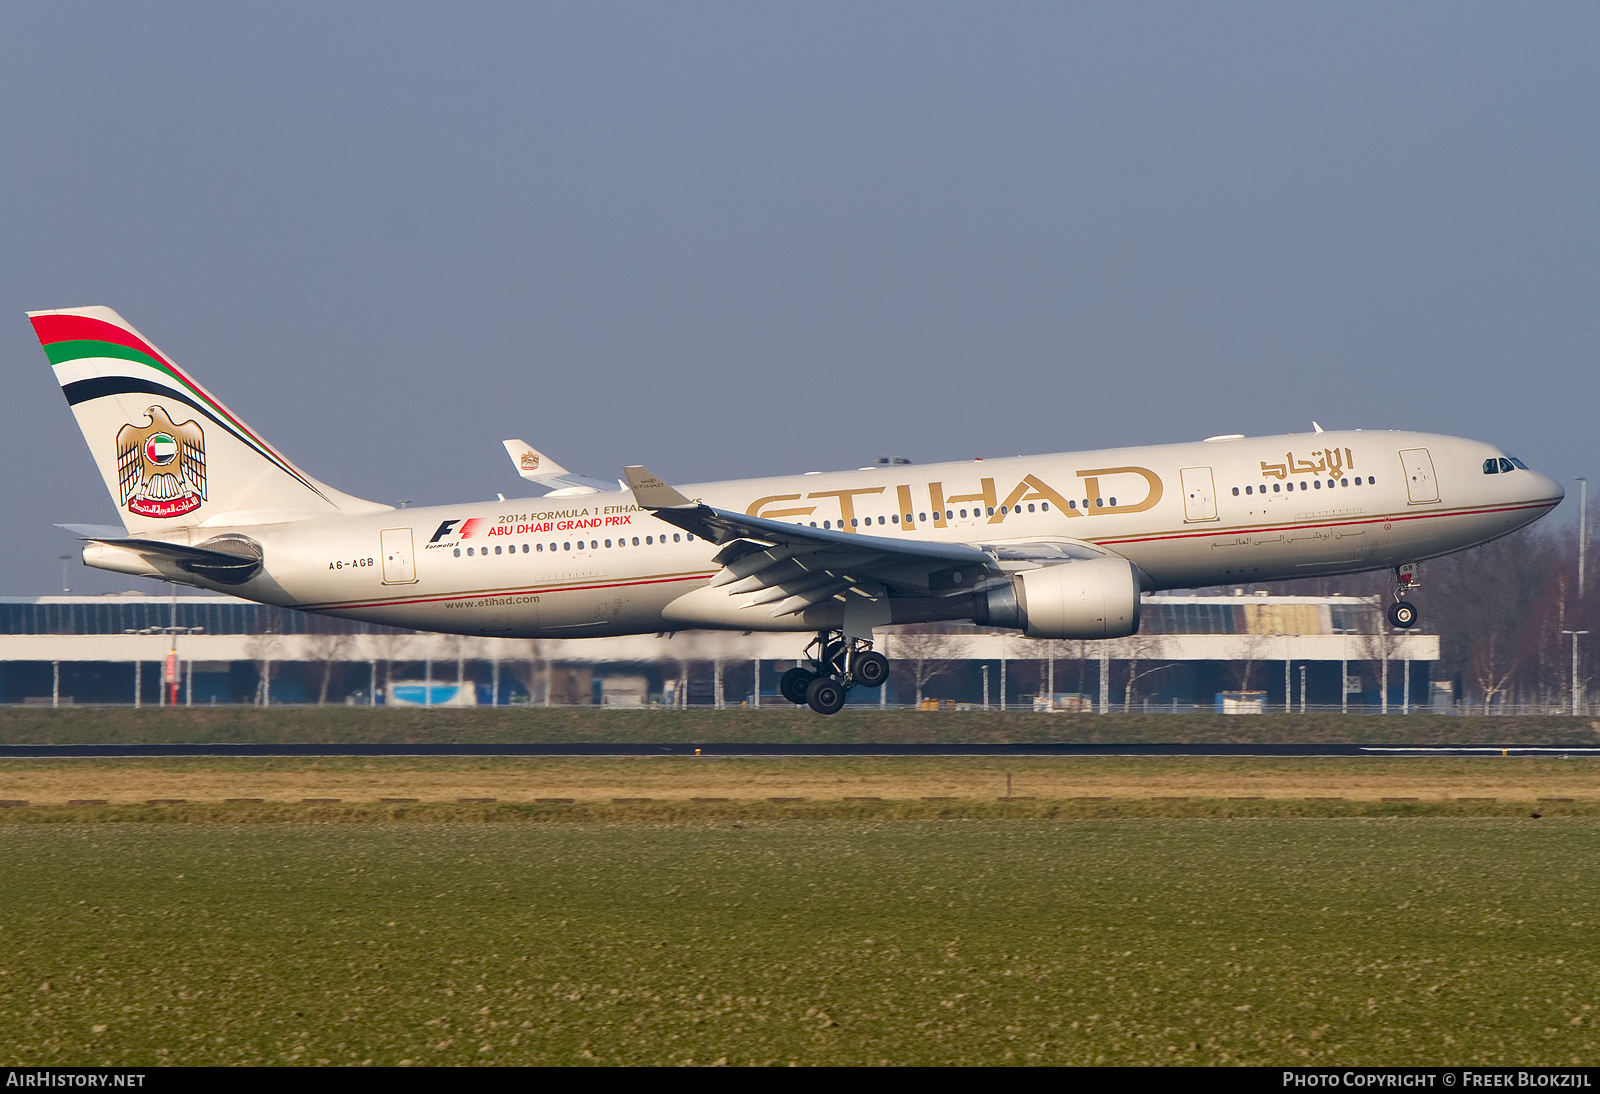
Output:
[
  {"xmin": 1387, "ymin": 563, "xmax": 1421, "ymax": 629},
  {"xmin": 778, "ymin": 630, "xmax": 891, "ymax": 715}
]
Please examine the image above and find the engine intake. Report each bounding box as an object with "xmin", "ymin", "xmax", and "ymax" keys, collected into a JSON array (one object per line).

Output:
[{"xmin": 976, "ymin": 558, "xmax": 1141, "ymax": 639}]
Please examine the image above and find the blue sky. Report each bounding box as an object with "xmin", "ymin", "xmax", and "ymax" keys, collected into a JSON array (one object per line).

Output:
[{"xmin": 2, "ymin": 2, "xmax": 1595, "ymax": 591}]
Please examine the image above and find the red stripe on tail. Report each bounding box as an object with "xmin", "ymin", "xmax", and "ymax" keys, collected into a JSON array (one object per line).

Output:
[{"xmin": 29, "ymin": 314, "xmax": 169, "ymax": 363}]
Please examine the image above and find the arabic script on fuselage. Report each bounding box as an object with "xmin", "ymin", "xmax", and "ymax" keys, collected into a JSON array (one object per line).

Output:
[{"xmin": 1259, "ymin": 448, "xmax": 1356, "ymax": 481}]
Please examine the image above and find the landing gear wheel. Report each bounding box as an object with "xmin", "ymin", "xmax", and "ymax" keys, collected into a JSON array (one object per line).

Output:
[
  {"xmin": 779, "ymin": 667, "xmax": 816, "ymax": 705},
  {"xmin": 805, "ymin": 675, "xmax": 847, "ymax": 715},
  {"xmin": 851, "ymin": 650, "xmax": 890, "ymax": 689},
  {"xmin": 1387, "ymin": 601, "xmax": 1419, "ymax": 629}
]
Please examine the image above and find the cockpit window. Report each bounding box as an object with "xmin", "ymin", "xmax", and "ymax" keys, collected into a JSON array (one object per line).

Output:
[
  {"xmin": 1509, "ymin": 456, "xmax": 1529, "ymax": 470},
  {"xmin": 1483, "ymin": 458, "xmax": 1500, "ymax": 474},
  {"xmin": 1499, "ymin": 458, "xmax": 1516, "ymax": 473}
]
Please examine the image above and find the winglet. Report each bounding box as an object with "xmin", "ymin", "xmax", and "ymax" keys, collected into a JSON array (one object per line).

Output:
[
  {"xmin": 502, "ymin": 439, "xmax": 572, "ymax": 481},
  {"xmin": 623, "ymin": 465, "xmax": 694, "ymax": 509}
]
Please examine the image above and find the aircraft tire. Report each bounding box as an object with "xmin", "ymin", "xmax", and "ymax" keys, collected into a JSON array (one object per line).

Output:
[
  {"xmin": 852, "ymin": 651, "xmax": 890, "ymax": 689},
  {"xmin": 779, "ymin": 667, "xmax": 815, "ymax": 705},
  {"xmin": 805, "ymin": 675, "xmax": 847, "ymax": 715},
  {"xmin": 1387, "ymin": 601, "xmax": 1419, "ymax": 629}
]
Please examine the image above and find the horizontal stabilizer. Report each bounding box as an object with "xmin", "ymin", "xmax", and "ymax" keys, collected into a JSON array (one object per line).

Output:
[
  {"xmin": 74, "ymin": 533, "xmax": 264, "ymax": 585},
  {"xmin": 56, "ymin": 522, "xmax": 129, "ymax": 539}
]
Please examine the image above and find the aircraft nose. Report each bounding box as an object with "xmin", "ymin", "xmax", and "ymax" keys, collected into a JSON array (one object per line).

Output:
[{"xmin": 1534, "ymin": 472, "xmax": 1565, "ymax": 504}]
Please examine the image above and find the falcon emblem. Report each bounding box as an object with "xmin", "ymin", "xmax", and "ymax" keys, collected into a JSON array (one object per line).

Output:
[{"xmin": 116, "ymin": 406, "xmax": 206, "ymax": 518}]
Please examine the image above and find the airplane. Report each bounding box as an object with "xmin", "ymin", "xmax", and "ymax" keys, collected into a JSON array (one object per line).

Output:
[{"xmin": 30, "ymin": 305, "xmax": 1564, "ymax": 714}]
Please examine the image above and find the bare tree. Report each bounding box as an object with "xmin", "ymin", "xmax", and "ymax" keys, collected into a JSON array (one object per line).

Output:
[
  {"xmin": 1469, "ymin": 632, "xmax": 1520, "ymax": 715},
  {"xmin": 1229, "ymin": 632, "xmax": 1275, "ymax": 693},
  {"xmin": 366, "ymin": 628, "xmax": 414, "ymax": 705},
  {"xmin": 885, "ymin": 629, "xmax": 958, "ymax": 706},
  {"xmin": 502, "ymin": 639, "xmax": 546, "ymax": 705},
  {"xmin": 245, "ymin": 632, "xmax": 284, "ymax": 706},
  {"xmin": 1120, "ymin": 635, "xmax": 1176, "ymax": 711},
  {"xmin": 303, "ymin": 630, "xmax": 352, "ymax": 705}
]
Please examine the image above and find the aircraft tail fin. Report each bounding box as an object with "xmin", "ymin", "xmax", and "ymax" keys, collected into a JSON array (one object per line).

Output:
[{"xmin": 28, "ymin": 306, "xmax": 390, "ymax": 532}]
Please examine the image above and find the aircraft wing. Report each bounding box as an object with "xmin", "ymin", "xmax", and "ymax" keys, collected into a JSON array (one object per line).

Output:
[
  {"xmin": 624, "ymin": 464, "xmax": 1042, "ymax": 617},
  {"xmin": 501, "ymin": 440, "xmax": 613, "ymax": 496}
]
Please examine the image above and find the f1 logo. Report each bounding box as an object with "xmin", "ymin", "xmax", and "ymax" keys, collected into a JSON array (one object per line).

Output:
[{"xmin": 429, "ymin": 519, "xmax": 462, "ymax": 544}]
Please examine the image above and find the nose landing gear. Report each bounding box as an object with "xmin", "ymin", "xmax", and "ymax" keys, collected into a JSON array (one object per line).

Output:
[
  {"xmin": 778, "ymin": 630, "xmax": 891, "ymax": 714},
  {"xmin": 1387, "ymin": 563, "xmax": 1421, "ymax": 629}
]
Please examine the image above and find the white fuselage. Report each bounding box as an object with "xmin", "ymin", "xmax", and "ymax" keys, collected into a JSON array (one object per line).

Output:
[{"xmin": 182, "ymin": 429, "xmax": 1561, "ymax": 639}]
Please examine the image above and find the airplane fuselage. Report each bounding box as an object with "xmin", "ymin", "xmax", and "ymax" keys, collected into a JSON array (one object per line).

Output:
[{"xmin": 192, "ymin": 429, "xmax": 1560, "ymax": 639}]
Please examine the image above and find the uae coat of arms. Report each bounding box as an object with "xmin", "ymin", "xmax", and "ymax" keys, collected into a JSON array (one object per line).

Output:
[{"xmin": 116, "ymin": 406, "xmax": 207, "ymax": 518}]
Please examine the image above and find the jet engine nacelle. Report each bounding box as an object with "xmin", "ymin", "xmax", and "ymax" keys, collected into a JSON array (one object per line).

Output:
[{"xmin": 977, "ymin": 558, "xmax": 1141, "ymax": 639}]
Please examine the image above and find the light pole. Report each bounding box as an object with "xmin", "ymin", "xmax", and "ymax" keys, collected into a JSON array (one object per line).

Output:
[
  {"xmin": 1579, "ymin": 478, "xmax": 1588, "ymax": 600},
  {"xmin": 1282, "ymin": 635, "xmax": 1291, "ymax": 713},
  {"xmin": 1563, "ymin": 630, "xmax": 1588, "ymax": 716},
  {"xmin": 59, "ymin": 555, "xmax": 72, "ymax": 594}
]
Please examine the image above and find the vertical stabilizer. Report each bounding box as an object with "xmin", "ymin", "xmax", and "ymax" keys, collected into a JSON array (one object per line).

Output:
[{"xmin": 28, "ymin": 306, "xmax": 390, "ymax": 532}]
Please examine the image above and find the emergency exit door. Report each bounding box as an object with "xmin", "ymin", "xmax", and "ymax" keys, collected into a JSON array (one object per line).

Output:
[
  {"xmin": 1180, "ymin": 466, "xmax": 1218, "ymax": 522},
  {"xmin": 381, "ymin": 528, "xmax": 417, "ymax": 584},
  {"xmin": 1399, "ymin": 448, "xmax": 1439, "ymax": 504}
]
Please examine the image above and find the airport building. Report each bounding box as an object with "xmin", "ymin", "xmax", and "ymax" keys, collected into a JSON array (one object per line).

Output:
[{"xmin": 0, "ymin": 590, "xmax": 1439, "ymax": 711}]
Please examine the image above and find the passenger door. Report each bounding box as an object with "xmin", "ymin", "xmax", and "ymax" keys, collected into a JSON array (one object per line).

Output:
[
  {"xmin": 1399, "ymin": 449, "xmax": 1439, "ymax": 504},
  {"xmin": 1180, "ymin": 466, "xmax": 1218, "ymax": 522},
  {"xmin": 380, "ymin": 528, "xmax": 417, "ymax": 584}
]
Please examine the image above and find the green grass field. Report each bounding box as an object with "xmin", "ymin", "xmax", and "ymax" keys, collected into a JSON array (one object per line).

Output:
[
  {"xmin": 2, "ymin": 706, "xmax": 1600, "ymax": 745},
  {"xmin": 3, "ymin": 817, "xmax": 1597, "ymax": 1066}
]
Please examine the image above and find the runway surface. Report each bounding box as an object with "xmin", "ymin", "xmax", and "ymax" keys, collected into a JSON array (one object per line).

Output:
[{"xmin": 2, "ymin": 743, "xmax": 1598, "ymax": 758}]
